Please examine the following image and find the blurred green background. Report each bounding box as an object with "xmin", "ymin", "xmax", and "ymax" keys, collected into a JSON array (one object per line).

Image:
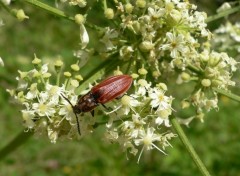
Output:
[{"xmin": 1, "ymin": 0, "xmax": 240, "ymax": 175}]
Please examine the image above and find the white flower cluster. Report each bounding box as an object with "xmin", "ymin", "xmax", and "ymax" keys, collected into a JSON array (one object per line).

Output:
[
  {"xmin": 7, "ymin": 58, "xmax": 87, "ymax": 143},
  {"xmin": 212, "ymin": 21, "xmax": 240, "ymax": 58},
  {"xmin": 104, "ymin": 79, "xmax": 176, "ymax": 163},
  {"xmin": 96, "ymin": 0, "xmax": 237, "ymax": 117},
  {"xmin": 100, "ymin": 0, "xmax": 210, "ymax": 72}
]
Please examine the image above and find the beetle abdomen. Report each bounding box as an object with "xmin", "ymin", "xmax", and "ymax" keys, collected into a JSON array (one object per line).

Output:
[{"xmin": 91, "ymin": 75, "xmax": 133, "ymax": 104}]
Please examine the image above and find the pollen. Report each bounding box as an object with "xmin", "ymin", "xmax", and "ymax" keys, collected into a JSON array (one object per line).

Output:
[
  {"xmin": 143, "ymin": 135, "xmax": 152, "ymax": 146},
  {"xmin": 158, "ymin": 94, "xmax": 164, "ymax": 101},
  {"xmin": 39, "ymin": 103, "xmax": 47, "ymax": 112}
]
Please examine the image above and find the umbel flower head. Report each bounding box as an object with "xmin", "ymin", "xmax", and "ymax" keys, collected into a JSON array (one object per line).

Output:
[
  {"xmin": 94, "ymin": 0, "xmax": 237, "ymax": 119},
  {"xmin": 8, "ymin": 57, "xmax": 176, "ymax": 162}
]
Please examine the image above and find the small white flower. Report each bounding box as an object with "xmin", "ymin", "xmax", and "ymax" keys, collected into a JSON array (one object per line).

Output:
[
  {"xmin": 47, "ymin": 126, "xmax": 58, "ymax": 143},
  {"xmin": 148, "ymin": 7, "xmax": 165, "ymax": 19},
  {"xmin": 45, "ymin": 83, "xmax": 64, "ymax": 104},
  {"xmin": 79, "ymin": 24, "xmax": 89, "ymax": 49},
  {"xmin": 73, "ymin": 49, "xmax": 90, "ymax": 67},
  {"xmin": 161, "ymin": 32, "xmax": 187, "ymax": 58},
  {"xmin": 149, "ymin": 88, "xmax": 172, "ymax": 110},
  {"xmin": 26, "ymin": 83, "xmax": 39, "ymax": 99},
  {"xmin": 16, "ymin": 76, "xmax": 28, "ymax": 91},
  {"xmin": 59, "ymin": 93, "xmax": 77, "ymax": 122},
  {"xmin": 32, "ymin": 92, "xmax": 56, "ymax": 120},
  {"xmin": 155, "ymin": 108, "xmax": 172, "ymax": 127},
  {"xmin": 22, "ymin": 110, "xmax": 35, "ymax": 129},
  {"xmin": 119, "ymin": 95, "xmax": 141, "ymax": 115},
  {"xmin": 134, "ymin": 127, "xmax": 167, "ymax": 163},
  {"xmin": 135, "ymin": 79, "xmax": 151, "ymax": 96},
  {"xmin": 100, "ymin": 28, "xmax": 118, "ymax": 51}
]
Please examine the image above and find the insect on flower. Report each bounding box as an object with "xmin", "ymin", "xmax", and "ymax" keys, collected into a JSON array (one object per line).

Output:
[{"xmin": 61, "ymin": 75, "xmax": 133, "ymax": 135}]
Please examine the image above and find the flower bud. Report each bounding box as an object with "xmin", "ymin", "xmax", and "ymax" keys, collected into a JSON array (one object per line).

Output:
[
  {"xmin": 64, "ymin": 72, "xmax": 72, "ymax": 77},
  {"xmin": 75, "ymin": 14, "xmax": 85, "ymax": 25},
  {"xmin": 138, "ymin": 66, "xmax": 148, "ymax": 75},
  {"xmin": 201, "ymin": 79, "xmax": 211, "ymax": 87},
  {"xmin": 104, "ymin": 8, "xmax": 114, "ymax": 19},
  {"xmin": 136, "ymin": 0, "xmax": 146, "ymax": 8},
  {"xmin": 139, "ymin": 41, "xmax": 154, "ymax": 52},
  {"xmin": 113, "ymin": 67, "xmax": 123, "ymax": 76},
  {"xmin": 125, "ymin": 3, "xmax": 133, "ymax": 13},
  {"xmin": 70, "ymin": 79, "xmax": 79, "ymax": 87},
  {"xmin": 15, "ymin": 9, "xmax": 29, "ymax": 21},
  {"xmin": 181, "ymin": 72, "xmax": 190, "ymax": 81},
  {"xmin": 121, "ymin": 95, "xmax": 131, "ymax": 106},
  {"xmin": 75, "ymin": 74, "xmax": 83, "ymax": 81},
  {"xmin": 156, "ymin": 83, "xmax": 167, "ymax": 91},
  {"xmin": 71, "ymin": 64, "xmax": 80, "ymax": 72},
  {"xmin": 138, "ymin": 79, "xmax": 148, "ymax": 86},
  {"xmin": 181, "ymin": 100, "xmax": 190, "ymax": 109},
  {"xmin": 43, "ymin": 72, "xmax": 51, "ymax": 78},
  {"xmin": 54, "ymin": 60, "xmax": 63, "ymax": 67},
  {"xmin": 152, "ymin": 71, "xmax": 161, "ymax": 78},
  {"xmin": 32, "ymin": 55, "xmax": 41, "ymax": 65},
  {"xmin": 131, "ymin": 73, "xmax": 139, "ymax": 79},
  {"xmin": 166, "ymin": 9, "xmax": 181, "ymax": 26}
]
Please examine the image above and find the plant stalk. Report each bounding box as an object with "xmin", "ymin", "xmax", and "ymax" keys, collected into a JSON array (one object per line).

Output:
[
  {"xmin": 0, "ymin": 131, "xmax": 33, "ymax": 160},
  {"xmin": 170, "ymin": 116, "xmax": 211, "ymax": 176}
]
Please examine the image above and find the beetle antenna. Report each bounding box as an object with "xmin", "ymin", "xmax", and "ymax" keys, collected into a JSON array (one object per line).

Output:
[{"xmin": 60, "ymin": 93, "xmax": 81, "ymax": 135}]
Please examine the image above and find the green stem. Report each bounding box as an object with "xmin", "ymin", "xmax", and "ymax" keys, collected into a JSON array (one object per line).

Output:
[
  {"xmin": 170, "ymin": 116, "xmax": 211, "ymax": 176},
  {"xmin": 206, "ymin": 5, "xmax": 240, "ymax": 23},
  {"xmin": 187, "ymin": 63, "xmax": 203, "ymax": 75},
  {"xmin": 23, "ymin": 0, "xmax": 74, "ymax": 21},
  {"xmin": 0, "ymin": 131, "xmax": 33, "ymax": 160},
  {"xmin": 0, "ymin": 0, "xmax": 15, "ymax": 17},
  {"xmin": 213, "ymin": 88, "xmax": 240, "ymax": 102}
]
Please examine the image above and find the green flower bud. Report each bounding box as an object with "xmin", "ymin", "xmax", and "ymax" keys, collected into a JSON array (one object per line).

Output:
[
  {"xmin": 43, "ymin": 72, "xmax": 51, "ymax": 78},
  {"xmin": 181, "ymin": 100, "xmax": 190, "ymax": 109},
  {"xmin": 15, "ymin": 9, "xmax": 29, "ymax": 21},
  {"xmin": 138, "ymin": 66, "xmax": 148, "ymax": 75},
  {"xmin": 70, "ymin": 79, "xmax": 79, "ymax": 87},
  {"xmin": 201, "ymin": 79, "xmax": 211, "ymax": 87},
  {"xmin": 139, "ymin": 41, "xmax": 154, "ymax": 52},
  {"xmin": 64, "ymin": 72, "xmax": 72, "ymax": 77},
  {"xmin": 32, "ymin": 54, "xmax": 41, "ymax": 65},
  {"xmin": 131, "ymin": 73, "xmax": 139, "ymax": 79},
  {"xmin": 181, "ymin": 72, "xmax": 190, "ymax": 81},
  {"xmin": 75, "ymin": 14, "xmax": 85, "ymax": 25},
  {"xmin": 121, "ymin": 95, "xmax": 131, "ymax": 106},
  {"xmin": 104, "ymin": 8, "xmax": 114, "ymax": 19},
  {"xmin": 125, "ymin": 3, "xmax": 133, "ymax": 14},
  {"xmin": 136, "ymin": 0, "xmax": 146, "ymax": 8},
  {"xmin": 166, "ymin": 9, "xmax": 181, "ymax": 26},
  {"xmin": 71, "ymin": 64, "xmax": 80, "ymax": 72},
  {"xmin": 75, "ymin": 75, "xmax": 83, "ymax": 81}
]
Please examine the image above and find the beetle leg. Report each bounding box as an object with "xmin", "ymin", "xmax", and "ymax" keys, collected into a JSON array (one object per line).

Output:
[
  {"xmin": 74, "ymin": 112, "xmax": 81, "ymax": 135},
  {"xmin": 101, "ymin": 103, "xmax": 111, "ymax": 110}
]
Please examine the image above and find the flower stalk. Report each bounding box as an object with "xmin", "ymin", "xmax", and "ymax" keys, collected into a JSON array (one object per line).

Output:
[
  {"xmin": 0, "ymin": 131, "xmax": 33, "ymax": 161},
  {"xmin": 170, "ymin": 116, "xmax": 211, "ymax": 176}
]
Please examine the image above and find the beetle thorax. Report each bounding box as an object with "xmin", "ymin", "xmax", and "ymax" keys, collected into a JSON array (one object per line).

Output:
[{"xmin": 74, "ymin": 92, "xmax": 98, "ymax": 113}]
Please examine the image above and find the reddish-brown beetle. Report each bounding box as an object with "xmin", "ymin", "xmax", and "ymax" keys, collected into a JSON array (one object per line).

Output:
[{"xmin": 61, "ymin": 75, "xmax": 133, "ymax": 135}]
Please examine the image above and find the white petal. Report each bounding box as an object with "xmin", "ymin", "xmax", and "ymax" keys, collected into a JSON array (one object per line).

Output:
[{"xmin": 80, "ymin": 24, "xmax": 89, "ymax": 49}]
